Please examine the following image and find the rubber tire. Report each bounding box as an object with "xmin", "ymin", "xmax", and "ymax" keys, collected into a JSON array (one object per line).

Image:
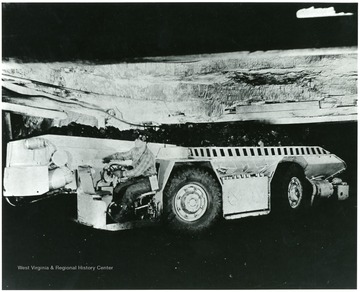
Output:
[
  {"xmin": 271, "ymin": 164, "xmax": 312, "ymax": 215},
  {"xmin": 163, "ymin": 167, "xmax": 222, "ymax": 233}
]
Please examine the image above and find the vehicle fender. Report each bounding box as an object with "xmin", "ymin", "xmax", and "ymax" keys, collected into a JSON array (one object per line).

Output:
[{"xmin": 277, "ymin": 154, "xmax": 346, "ymax": 179}]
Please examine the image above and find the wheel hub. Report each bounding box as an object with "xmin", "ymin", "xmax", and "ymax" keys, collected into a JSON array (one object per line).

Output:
[
  {"xmin": 174, "ymin": 183, "xmax": 208, "ymax": 222},
  {"xmin": 287, "ymin": 177, "xmax": 303, "ymax": 209}
]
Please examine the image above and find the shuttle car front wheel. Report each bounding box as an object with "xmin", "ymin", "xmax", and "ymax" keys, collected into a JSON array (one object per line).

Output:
[{"xmin": 163, "ymin": 167, "xmax": 222, "ymax": 233}]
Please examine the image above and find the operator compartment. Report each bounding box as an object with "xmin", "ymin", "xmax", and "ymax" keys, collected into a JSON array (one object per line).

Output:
[
  {"xmin": 76, "ymin": 161, "xmax": 160, "ymax": 231},
  {"xmin": 3, "ymin": 134, "xmax": 172, "ymax": 201}
]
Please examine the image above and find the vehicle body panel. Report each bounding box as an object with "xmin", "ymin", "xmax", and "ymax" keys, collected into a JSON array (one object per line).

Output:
[{"xmin": 2, "ymin": 135, "xmax": 349, "ymax": 230}]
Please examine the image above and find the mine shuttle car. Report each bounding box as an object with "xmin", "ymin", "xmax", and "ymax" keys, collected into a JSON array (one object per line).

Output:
[{"xmin": 3, "ymin": 135, "xmax": 349, "ymax": 233}]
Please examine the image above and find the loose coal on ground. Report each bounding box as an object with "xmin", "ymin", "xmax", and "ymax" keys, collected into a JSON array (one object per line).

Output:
[{"xmin": 2, "ymin": 120, "xmax": 357, "ymax": 289}]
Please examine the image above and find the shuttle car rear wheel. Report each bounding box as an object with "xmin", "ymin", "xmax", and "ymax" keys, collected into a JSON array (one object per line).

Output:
[{"xmin": 272, "ymin": 164, "xmax": 312, "ymax": 215}]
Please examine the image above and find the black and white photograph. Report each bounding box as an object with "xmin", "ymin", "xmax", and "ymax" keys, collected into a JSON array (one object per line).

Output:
[{"xmin": 2, "ymin": 2, "xmax": 357, "ymax": 289}]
